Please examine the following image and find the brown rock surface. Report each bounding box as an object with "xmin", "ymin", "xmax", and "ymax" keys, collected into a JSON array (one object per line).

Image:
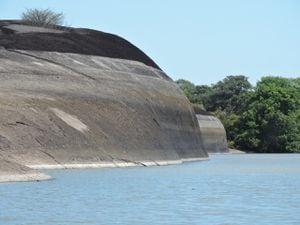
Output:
[
  {"xmin": 196, "ymin": 114, "xmax": 228, "ymax": 153},
  {"xmin": 0, "ymin": 21, "xmax": 208, "ymax": 182}
]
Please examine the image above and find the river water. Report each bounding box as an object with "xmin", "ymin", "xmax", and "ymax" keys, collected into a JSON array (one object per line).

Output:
[{"xmin": 0, "ymin": 154, "xmax": 299, "ymax": 225}]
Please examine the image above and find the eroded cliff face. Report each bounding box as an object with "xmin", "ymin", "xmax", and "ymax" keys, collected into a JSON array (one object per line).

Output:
[{"xmin": 0, "ymin": 21, "xmax": 208, "ymax": 181}]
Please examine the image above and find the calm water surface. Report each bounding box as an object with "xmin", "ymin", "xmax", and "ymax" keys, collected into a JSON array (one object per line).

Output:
[{"xmin": 0, "ymin": 154, "xmax": 300, "ymax": 225}]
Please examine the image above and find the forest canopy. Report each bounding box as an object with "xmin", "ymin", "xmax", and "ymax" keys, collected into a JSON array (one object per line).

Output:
[{"xmin": 176, "ymin": 76, "xmax": 300, "ymax": 153}]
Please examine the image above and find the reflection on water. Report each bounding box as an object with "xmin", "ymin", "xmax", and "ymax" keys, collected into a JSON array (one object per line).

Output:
[{"xmin": 0, "ymin": 154, "xmax": 300, "ymax": 225}]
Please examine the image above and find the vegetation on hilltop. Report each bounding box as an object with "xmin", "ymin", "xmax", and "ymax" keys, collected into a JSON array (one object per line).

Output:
[
  {"xmin": 177, "ymin": 76, "xmax": 300, "ymax": 153},
  {"xmin": 21, "ymin": 8, "xmax": 64, "ymax": 27}
]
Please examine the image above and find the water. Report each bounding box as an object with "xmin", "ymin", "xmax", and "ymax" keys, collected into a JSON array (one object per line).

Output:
[{"xmin": 0, "ymin": 154, "xmax": 300, "ymax": 225}]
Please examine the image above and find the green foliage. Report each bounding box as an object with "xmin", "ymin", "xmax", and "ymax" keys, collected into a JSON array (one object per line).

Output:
[
  {"xmin": 176, "ymin": 75, "xmax": 300, "ymax": 153},
  {"xmin": 176, "ymin": 79, "xmax": 197, "ymax": 102},
  {"xmin": 205, "ymin": 75, "xmax": 252, "ymax": 113},
  {"xmin": 192, "ymin": 103, "xmax": 206, "ymax": 112},
  {"xmin": 194, "ymin": 85, "xmax": 212, "ymax": 108},
  {"xmin": 21, "ymin": 8, "xmax": 64, "ymax": 27},
  {"xmin": 175, "ymin": 79, "xmax": 212, "ymax": 109},
  {"xmin": 235, "ymin": 77, "xmax": 300, "ymax": 152},
  {"xmin": 213, "ymin": 108, "xmax": 240, "ymax": 147}
]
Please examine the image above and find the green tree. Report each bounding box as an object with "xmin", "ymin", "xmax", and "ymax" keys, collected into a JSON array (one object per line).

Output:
[
  {"xmin": 176, "ymin": 79, "xmax": 197, "ymax": 103},
  {"xmin": 176, "ymin": 80, "xmax": 213, "ymax": 110},
  {"xmin": 235, "ymin": 77, "xmax": 300, "ymax": 152},
  {"xmin": 176, "ymin": 75, "xmax": 300, "ymax": 153},
  {"xmin": 21, "ymin": 8, "xmax": 64, "ymax": 27},
  {"xmin": 194, "ymin": 85, "xmax": 212, "ymax": 109},
  {"xmin": 205, "ymin": 75, "xmax": 252, "ymax": 113},
  {"xmin": 213, "ymin": 108, "xmax": 240, "ymax": 148}
]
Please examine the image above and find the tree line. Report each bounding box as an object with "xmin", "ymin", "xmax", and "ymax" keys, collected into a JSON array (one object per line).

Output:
[{"xmin": 176, "ymin": 76, "xmax": 300, "ymax": 153}]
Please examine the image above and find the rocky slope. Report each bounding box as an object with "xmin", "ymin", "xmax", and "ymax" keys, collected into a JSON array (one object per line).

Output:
[
  {"xmin": 0, "ymin": 20, "xmax": 160, "ymax": 69},
  {"xmin": 0, "ymin": 21, "xmax": 208, "ymax": 182}
]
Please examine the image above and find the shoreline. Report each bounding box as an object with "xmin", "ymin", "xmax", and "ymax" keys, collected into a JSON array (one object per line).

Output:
[
  {"xmin": 0, "ymin": 157, "xmax": 209, "ymax": 183},
  {"xmin": 27, "ymin": 157, "xmax": 209, "ymax": 170},
  {"xmin": 0, "ymin": 173, "xmax": 52, "ymax": 183},
  {"xmin": 229, "ymin": 148, "xmax": 246, "ymax": 154}
]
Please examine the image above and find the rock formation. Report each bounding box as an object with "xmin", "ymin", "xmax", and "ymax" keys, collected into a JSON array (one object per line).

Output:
[
  {"xmin": 196, "ymin": 113, "xmax": 228, "ymax": 153},
  {"xmin": 0, "ymin": 20, "xmax": 208, "ymax": 182}
]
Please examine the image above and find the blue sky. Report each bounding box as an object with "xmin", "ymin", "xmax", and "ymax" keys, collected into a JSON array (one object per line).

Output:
[{"xmin": 1, "ymin": 0, "xmax": 299, "ymax": 85}]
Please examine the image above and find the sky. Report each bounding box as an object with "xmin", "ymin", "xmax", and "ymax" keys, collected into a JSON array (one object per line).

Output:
[{"xmin": 1, "ymin": 0, "xmax": 300, "ymax": 85}]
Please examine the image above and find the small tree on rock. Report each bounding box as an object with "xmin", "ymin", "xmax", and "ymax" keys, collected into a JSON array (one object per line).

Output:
[{"xmin": 21, "ymin": 8, "xmax": 64, "ymax": 27}]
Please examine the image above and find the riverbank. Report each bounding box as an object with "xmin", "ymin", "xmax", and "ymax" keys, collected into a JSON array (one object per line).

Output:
[
  {"xmin": 27, "ymin": 157, "xmax": 209, "ymax": 169},
  {"xmin": 229, "ymin": 148, "xmax": 246, "ymax": 154},
  {"xmin": 0, "ymin": 159, "xmax": 51, "ymax": 183},
  {"xmin": 0, "ymin": 173, "xmax": 51, "ymax": 183},
  {"xmin": 0, "ymin": 157, "xmax": 209, "ymax": 183}
]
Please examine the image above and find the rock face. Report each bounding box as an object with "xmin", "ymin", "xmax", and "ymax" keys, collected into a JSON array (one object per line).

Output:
[
  {"xmin": 0, "ymin": 20, "xmax": 208, "ymax": 181},
  {"xmin": 196, "ymin": 114, "xmax": 228, "ymax": 153}
]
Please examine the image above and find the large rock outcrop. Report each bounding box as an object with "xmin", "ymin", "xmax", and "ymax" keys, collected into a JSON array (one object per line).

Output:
[
  {"xmin": 0, "ymin": 21, "xmax": 208, "ymax": 181},
  {"xmin": 196, "ymin": 113, "xmax": 228, "ymax": 153}
]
